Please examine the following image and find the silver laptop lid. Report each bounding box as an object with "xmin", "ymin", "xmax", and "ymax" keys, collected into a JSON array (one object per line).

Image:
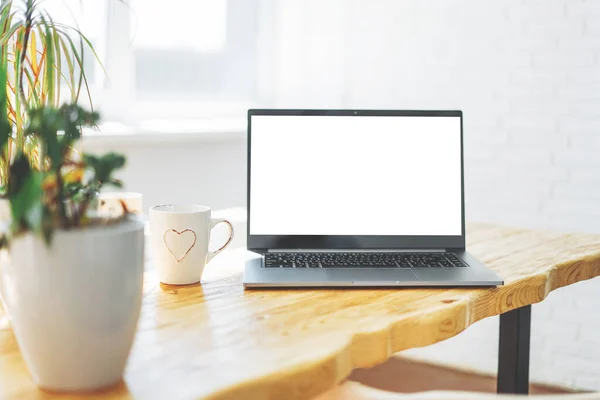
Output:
[{"xmin": 247, "ymin": 110, "xmax": 465, "ymax": 250}]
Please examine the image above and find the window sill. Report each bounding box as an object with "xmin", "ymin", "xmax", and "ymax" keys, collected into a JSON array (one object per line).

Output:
[{"xmin": 81, "ymin": 119, "xmax": 246, "ymax": 147}]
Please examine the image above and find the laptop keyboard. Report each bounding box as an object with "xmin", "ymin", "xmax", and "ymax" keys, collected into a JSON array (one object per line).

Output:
[{"xmin": 264, "ymin": 252, "xmax": 468, "ymax": 268}]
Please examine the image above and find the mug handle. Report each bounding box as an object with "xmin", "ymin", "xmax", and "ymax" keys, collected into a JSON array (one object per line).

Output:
[{"xmin": 206, "ymin": 218, "xmax": 234, "ymax": 263}]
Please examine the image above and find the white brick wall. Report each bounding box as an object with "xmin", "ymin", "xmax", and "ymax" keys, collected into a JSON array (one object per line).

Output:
[{"xmin": 270, "ymin": 0, "xmax": 600, "ymax": 391}]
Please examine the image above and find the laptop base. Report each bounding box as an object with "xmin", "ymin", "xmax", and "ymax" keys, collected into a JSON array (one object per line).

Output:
[{"xmin": 243, "ymin": 251, "xmax": 503, "ymax": 288}]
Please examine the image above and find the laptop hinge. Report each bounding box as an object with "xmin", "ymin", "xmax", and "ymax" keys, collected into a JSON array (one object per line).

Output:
[
  {"xmin": 267, "ymin": 249, "xmax": 447, "ymax": 253},
  {"xmin": 445, "ymin": 247, "xmax": 466, "ymax": 252}
]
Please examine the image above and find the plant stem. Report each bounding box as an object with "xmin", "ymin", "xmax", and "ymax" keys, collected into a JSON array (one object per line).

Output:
[
  {"xmin": 18, "ymin": 0, "xmax": 33, "ymax": 107},
  {"xmin": 77, "ymin": 190, "xmax": 93, "ymax": 223},
  {"xmin": 37, "ymin": 139, "xmax": 45, "ymax": 169},
  {"xmin": 55, "ymin": 164, "xmax": 69, "ymax": 228}
]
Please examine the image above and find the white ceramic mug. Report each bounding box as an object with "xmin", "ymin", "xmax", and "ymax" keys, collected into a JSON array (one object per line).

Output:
[{"xmin": 149, "ymin": 205, "xmax": 234, "ymax": 285}]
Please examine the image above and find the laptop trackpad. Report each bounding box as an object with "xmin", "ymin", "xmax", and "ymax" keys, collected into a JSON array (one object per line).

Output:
[{"xmin": 326, "ymin": 268, "xmax": 419, "ymax": 283}]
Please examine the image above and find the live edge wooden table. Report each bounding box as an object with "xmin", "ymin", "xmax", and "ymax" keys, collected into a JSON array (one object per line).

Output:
[{"xmin": 1, "ymin": 223, "xmax": 599, "ymax": 400}]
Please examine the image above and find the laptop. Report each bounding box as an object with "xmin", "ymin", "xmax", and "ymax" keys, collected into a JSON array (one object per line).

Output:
[{"xmin": 243, "ymin": 109, "xmax": 503, "ymax": 288}]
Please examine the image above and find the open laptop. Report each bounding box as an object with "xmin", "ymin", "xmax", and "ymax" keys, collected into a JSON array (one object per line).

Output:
[{"xmin": 243, "ymin": 109, "xmax": 503, "ymax": 288}]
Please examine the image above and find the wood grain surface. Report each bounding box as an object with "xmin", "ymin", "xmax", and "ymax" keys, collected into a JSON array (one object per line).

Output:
[
  {"xmin": 0, "ymin": 223, "xmax": 599, "ymax": 400},
  {"xmin": 315, "ymin": 382, "xmax": 600, "ymax": 400}
]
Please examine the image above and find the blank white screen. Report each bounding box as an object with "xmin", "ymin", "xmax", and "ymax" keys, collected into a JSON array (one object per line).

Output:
[{"xmin": 249, "ymin": 115, "xmax": 463, "ymax": 236}]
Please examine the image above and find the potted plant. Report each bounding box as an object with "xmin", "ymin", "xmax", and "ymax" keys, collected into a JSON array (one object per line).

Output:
[
  {"xmin": 0, "ymin": 0, "xmax": 101, "ymax": 216},
  {"xmin": 0, "ymin": 96, "xmax": 144, "ymax": 391}
]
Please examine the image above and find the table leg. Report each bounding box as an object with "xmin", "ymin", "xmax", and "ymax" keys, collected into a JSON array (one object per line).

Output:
[{"xmin": 497, "ymin": 305, "xmax": 531, "ymax": 394}]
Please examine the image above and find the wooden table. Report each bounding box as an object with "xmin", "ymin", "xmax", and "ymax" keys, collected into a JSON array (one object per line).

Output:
[{"xmin": 1, "ymin": 223, "xmax": 599, "ymax": 399}]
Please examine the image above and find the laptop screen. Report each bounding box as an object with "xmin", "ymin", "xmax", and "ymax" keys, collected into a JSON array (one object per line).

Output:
[{"xmin": 249, "ymin": 113, "xmax": 463, "ymax": 237}]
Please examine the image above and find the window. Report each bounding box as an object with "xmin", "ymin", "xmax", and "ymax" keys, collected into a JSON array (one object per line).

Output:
[
  {"xmin": 132, "ymin": 0, "xmax": 257, "ymax": 102},
  {"xmin": 45, "ymin": 0, "xmax": 260, "ymax": 131}
]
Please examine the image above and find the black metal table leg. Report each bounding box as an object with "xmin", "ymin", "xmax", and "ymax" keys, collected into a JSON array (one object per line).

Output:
[{"xmin": 497, "ymin": 305, "xmax": 531, "ymax": 394}]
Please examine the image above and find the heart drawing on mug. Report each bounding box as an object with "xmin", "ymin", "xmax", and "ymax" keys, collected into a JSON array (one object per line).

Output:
[{"xmin": 163, "ymin": 229, "xmax": 197, "ymax": 263}]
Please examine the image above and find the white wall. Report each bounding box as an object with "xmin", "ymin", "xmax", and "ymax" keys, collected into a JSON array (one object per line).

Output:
[
  {"xmin": 89, "ymin": 0, "xmax": 600, "ymax": 391},
  {"xmin": 83, "ymin": 135, "xmax": 247, "ymax": 213},
  {"xmin": 265, "ymin": 0, "xmax": 600, "ymax": 390}
]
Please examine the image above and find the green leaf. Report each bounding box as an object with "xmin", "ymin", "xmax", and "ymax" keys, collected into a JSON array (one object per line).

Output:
[
  {"xmin": 49, "ymin": 21, "xmax": 107, "ymax": 78},
  {"xmin": 14, "ymin": 26, "xmax": 23, "ymax": 144},
  {"xmin": 7, "ymin": 153, "xmax": 31, "ymax": 196},
  {"xmin": 25, "ymin": 106, "xmax": 62, "ymax": 168},
  {"xmin": 52, "ymin": 28, "xmax": 61, "ymax": 108},
  {"xmin": 107, "ymin": 179, "xmax": 123, "ymax": 188},
  {"xmin": 60, "ymin": 103, "xmax": 81, "ymax": 142},
  {"xmin": 41, "ymin": 16, "xmax": 55, "ymax": 106},
  {"xmin": 10, "ymin": 165, "xmax": 44, "ymax": 233},
  {"xmin": 83, "ymin": 152, "xmax": 126, "ymax": 190},
  {"xmin": 0, "ymin": 22, "xmax": 21, "ymax": 47},
  {"xmin": 40, "ymin": 206, "xmax": 54, "ymax": 245},
  {"xmin": 58, "ymin": 35, "xmax": 76, "ymax": 101},
  {"xmin": 53, "ymin": 29, "xmax": 89, "ymax": 106},
  {"xmin": 22, "ymin": 67, "xmax": 40, "ymax": 106},
  {"xmin": 0, "ymin": 62, "xmax": 10, "ymax": 152}
]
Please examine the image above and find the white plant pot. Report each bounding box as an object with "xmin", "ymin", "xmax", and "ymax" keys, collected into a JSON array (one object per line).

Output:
[
  {"xmin": 1, "ymin": 219, "xmax": 144, "ymax": 392},
  {"xmin": 0, "ymin": 198, "xmax": 10, "ymax": 309}
]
